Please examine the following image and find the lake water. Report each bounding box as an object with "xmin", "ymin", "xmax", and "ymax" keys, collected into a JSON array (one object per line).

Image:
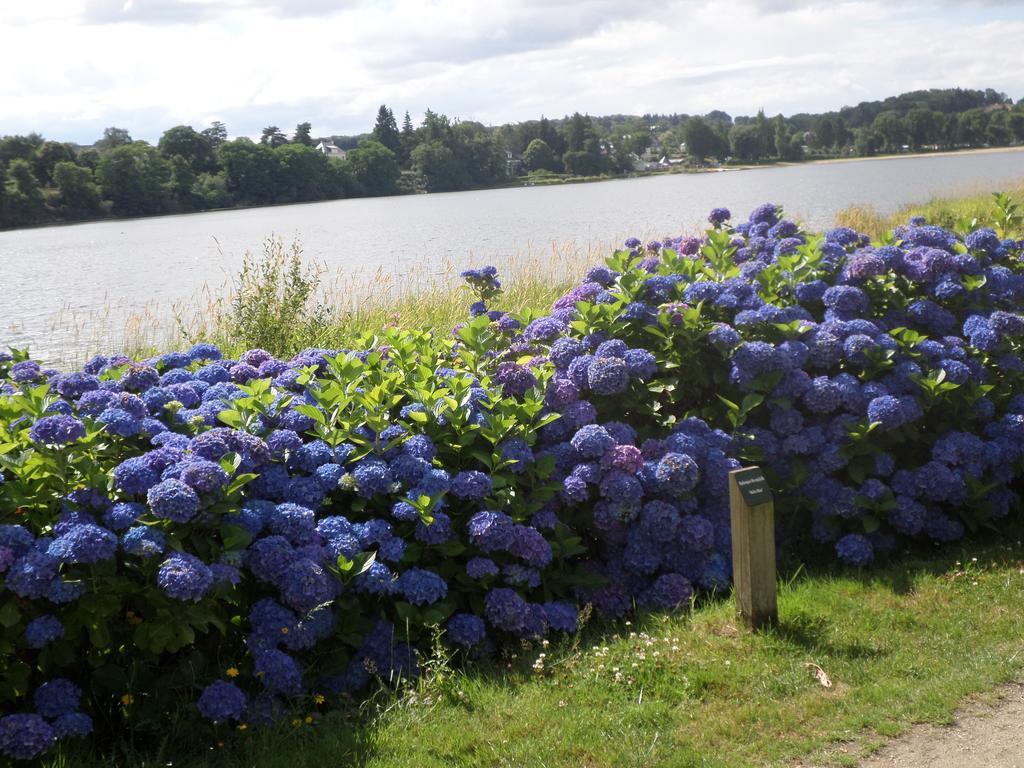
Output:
[{"xmin": 3, "ymin": 148, "xmax": 1024, "ymax": 367}]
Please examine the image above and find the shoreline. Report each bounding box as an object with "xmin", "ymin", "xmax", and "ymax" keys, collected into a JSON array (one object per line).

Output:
[{"xmin": 2, "ymin": 146, "xmax": 1023, "ymax": 235}]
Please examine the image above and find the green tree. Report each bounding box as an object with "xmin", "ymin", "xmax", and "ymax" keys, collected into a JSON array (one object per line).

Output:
[
  {"xmin": 755, "ymin": 110, "xmax": 773, "ymax": 157},
  {"xmin": 201, "ymin": 121, "xmax": 228, "ymax": 149},
  {"xmin": 811, "ymin": 116, "xmax": 835, "ymax": 150},
  {"xmin": 905, "ymin": 108, "xmax": 937, "ymax": 149},
  {"xmin": 274, "ymin": 143, "xmax": 329, "ymax": 201},
  {"xmin": 786, "ymin": 132, "xmax": 805, "ymax": 162},
  {"xmin": 985, "ymin": 110, "xmax": 1012, "ymax": 146},
  {"xmin": 348, "ymin": 139, "xmax": 400, "ymax": 195},
  {"xmin": 729, "ymin": 124, "xmax": 763, "ymax": 161},
  {"xmin": 33, "ymin": 141, "xmax": 76, "ymax": 185},
  {"xmin": 0, "ymin": 166, "xmax": 9, "ymax": 226},
  {"xmin": 1008, "ymin": 111, "xmax": 1024, "ymax": 143},
  {"xmin": 523, "ymin": 138, "xmax": 558, "ymax": 172},
  {"xmin": 77, "ymin": 148, "xmax": 101, "ymax": 170},
  {"xmin": 95, "ymin": 126, "xmax": 133, "ymax": 152},
  {"xmin": 774, "ymin": 115, "xmax": 801, "ymax": 160},
  {"xmin": 292, "ymin": 122, "xmax": 313, "ymax": 147},
  {"xmin": 683, "ymin": 117, "xmax": 723, "ymax": 162},
  {"xmin": 372, "ymin": 105, "xmax": 402, "ymax": 156},
  {"xmin": 957, "ymin": 109, "xmax": 989, "ymax": 146},
  {"xmin": 410, "ymin": 140, "xmax": 461, "ymax": 191},
  {"xmin": 167, "ymin": 154, "xmax": 198, "ymax": 209},
  {"xmin": 6, "ymin": 159, "xmax": 45, "ymax": 224},
  {"xmin": 561, "ymin": 113, "xmax": 604, "ymax": 175},
  {"xmin": 218, "ymin": 138, "xmax": 279, "ymax": 204},
  {"xmin": 461, "ymin": 128, "xmax": 506, "ymax": 185},
  {"xmin": 193, "ymin": 172, "xmax": 231, "ymax": 208},
  {"xmin": 52, "ymin": 161, "xmax": 102, "ymax": 216},
  {"xmin": 260, "ymin": 126, "xmax": 288, "ymax": 148},
  {"xmin": 158, "ymin": 125, "xmax": 215, "ymax": 172},
  {"xmin": 399, "ymin": 110, "xmax": 416, "ymax": 165},
  {"xmin": 323, "ymin": 158, "xmax": 355, "ymax": 198},
  {"xmin": 96, "ymin": 142, "xmax": 171, "ymax": 215},
  {"xmin": 854, "ymin": 128, "xmax": 882, "ymax": 156},
  {"xmin": 0, "ymin": 133, "xmax": 44, "ymax": 166},
  {"xmin": 871, "ymin": 111, "xmax": 906, "ymax": 151}
]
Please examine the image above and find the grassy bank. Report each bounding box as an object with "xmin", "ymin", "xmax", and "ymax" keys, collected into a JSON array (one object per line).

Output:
[
  {"xmin": 835, "ymin": 181, "xmax": 1024, "ymax": 241},
  {"xmin": 50, "ymin": 527, "xmax": 1024, "ymax": 768}
]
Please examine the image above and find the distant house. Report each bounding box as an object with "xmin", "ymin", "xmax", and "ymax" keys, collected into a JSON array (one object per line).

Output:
[
  {"xmin": 505, "ymin": 150, "xmax": 525, "ymax": 177},
  {"xmin": 316, "ymin": 140, "xmax": 348, "ymax": 160}
]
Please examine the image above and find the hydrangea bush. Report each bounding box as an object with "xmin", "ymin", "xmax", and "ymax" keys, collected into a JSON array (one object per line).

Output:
[{"xmin": 1, "ymin": 203, "xmax": 1023, "ymax": 760}]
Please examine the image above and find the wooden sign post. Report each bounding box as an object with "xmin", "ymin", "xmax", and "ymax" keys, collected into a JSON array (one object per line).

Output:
[{"xmin": 729, "ymin": 466, "xmax": 777, "ymax": 630}]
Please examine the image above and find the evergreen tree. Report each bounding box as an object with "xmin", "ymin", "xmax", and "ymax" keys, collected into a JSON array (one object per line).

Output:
[
  {"xmin": 201, "ymin": 121, "xmax": 228, "ymax": 149},
  {"xmin": 260, "ymin": 126, "xmax": 288, "ymax": 148},
  {"xmin": 372, "ymin": 105, "xmax": 402, "ymax": 156},
  {"xmin": 292, "ymin": 122, "xmax": 313, "ymax": 147}
]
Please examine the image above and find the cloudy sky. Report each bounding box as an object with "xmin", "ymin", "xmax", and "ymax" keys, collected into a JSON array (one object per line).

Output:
[{"xmin": 2, "ymin": 0, "xmax": 1023, "ymax": 144}]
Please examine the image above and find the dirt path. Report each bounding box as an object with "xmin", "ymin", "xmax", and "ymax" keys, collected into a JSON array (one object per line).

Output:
[{"xmin": 859, "ymin": 682, "xmax": 1024, "ymax": 767}]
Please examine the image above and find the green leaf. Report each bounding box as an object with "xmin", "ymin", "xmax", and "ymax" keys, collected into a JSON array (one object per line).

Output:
[
  {"xmin": 0, "ymin": 600, "xmax": 21, "ymax": 628},
  {"xmin": 221, "ymin": 523, "xmax": 253, "ymax": 551},
  {"xmin": 296, "ymin": 404, "xmax": 326, "ymax": 425}
]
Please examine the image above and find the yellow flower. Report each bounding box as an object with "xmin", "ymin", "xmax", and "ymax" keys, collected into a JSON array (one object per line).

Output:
[
  {"xmin": 226, "ymin": 667, "xmax": 240, "ymax": 678},
  {"xmin": 291, "ymin": 718, "xmax": 302, "ymax": 727},
  {"xmin": 314, "ymin": 694, "xmax": 325, "ymax": 705},
  {"xmin": 304, "ymin": 715, "xmax": 313, "ymax": 724},
  {"xmin": 237, "ymin": 724, "xmax": 248, "ymax": 732},
  {"xmin": 121, "ymin": 694, "xmax": 134, "ymax": 705},
  {"xmin": 280, "ymin": 627, "xmax": 289, "ymax": 634}
]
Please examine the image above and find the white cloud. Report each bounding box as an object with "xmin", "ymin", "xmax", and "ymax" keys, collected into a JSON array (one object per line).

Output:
[{"xmin": 0, "ymin": 0, "xmax": 1020, "ymax": 143}]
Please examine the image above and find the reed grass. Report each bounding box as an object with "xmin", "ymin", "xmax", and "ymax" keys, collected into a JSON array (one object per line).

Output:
[
  {"xmin": 173, "ymin": 238, "xmax": 602, "ymax": 359},
  {"xmin": 834, "ymin": 181, "xmax": 1024, "ymax": 241}
]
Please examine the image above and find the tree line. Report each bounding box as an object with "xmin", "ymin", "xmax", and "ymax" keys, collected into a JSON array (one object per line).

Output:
[{"xmin": 1, "ymin": 87, "xmax": 1022, "ymax": 230}]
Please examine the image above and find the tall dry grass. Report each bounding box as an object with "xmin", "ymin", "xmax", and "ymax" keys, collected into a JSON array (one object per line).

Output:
[
  {"xmin": 169, "ymin": 237, "xmax": 605, "ymax": 359},
  {"xmin": 835, "ymin": 181, "xmax": 1024, "ymax": 240}
]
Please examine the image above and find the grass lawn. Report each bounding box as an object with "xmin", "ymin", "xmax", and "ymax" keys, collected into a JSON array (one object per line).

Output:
[{"xmin": 53, "ymin": 525, "xmax": 1024, "ymax": 768}]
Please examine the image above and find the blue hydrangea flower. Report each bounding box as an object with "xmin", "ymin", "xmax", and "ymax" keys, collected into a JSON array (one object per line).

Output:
[
  {"xmin": 51, "ymin": 713, "xmax": 93, "ymax": 739},
  {"xmin": 33, "ymin": 678, "xmax": 81, "ymax": 718},
  {"xmin": 121, "ymin": 526, "xmax": 165, "ymax": 558},
  {"xmin": 29, "ymin": 415, "xmax": 86, "ymax": 446},
  {"xmin": 178, "ymin": 459, "xmax": 230, "ymax": 494},
  {"xmin": 466, "ymin": 557, "xmax": 499, "ymax": 579},
  {"xmin": 24, "ymin": 615, "xmax": 64, "ymax": 648},
  {"xmin": 835, "ymin": 533, "xmax": 873, "ymax": 566},
  {"xmin": 157, "ymin": 552, "xmax": 214, "ymax": 601},
  {"xmin": 447, "ymin": 613, "xmax": 487, "ymax": 646},
  {"xmin": 542, "ymin": 601, "xmax": 578, "ymax": 632},
  {"xmin": 570, "ymin": 424, "xmax": 614, "ymax": 460},
  {"xmin": 0, "ymin": 714, "xmax": 55, "ymax": 760},
  {"xmin": 146, "ymin": 479, "xmax": 200, "ymax": 523},
  {"xmin": 394, "ymin": 568, "xmax": 448, "ymax": 606},
  {"xmin": 586, "ymin": 357, "xmax": 630, "ymax": 395},
  {"xmin": 47, "ymin": 524, "xmax": 117, "ymax": 564},
  {"xmin": 467, "ymin": 511, "xmax": 514, "ymax": 552},
  {"xmin": 254, "ymin": 649, "xmax": 303, "ymax": 696},
  {"xmin": 451, "ymin": 470, "xmax": 492, "ymax": 499},
  {"xmin": 278, "ymin": 557, "xmax": 337, "ymax": 613}
]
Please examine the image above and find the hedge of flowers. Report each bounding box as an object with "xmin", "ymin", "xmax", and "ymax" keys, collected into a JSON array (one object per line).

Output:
[{"xmin": 1, "ymin": 203, "xmax": 1022, "ymax": 761}]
